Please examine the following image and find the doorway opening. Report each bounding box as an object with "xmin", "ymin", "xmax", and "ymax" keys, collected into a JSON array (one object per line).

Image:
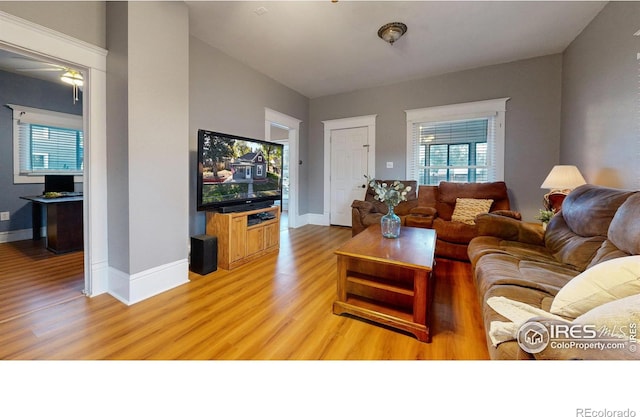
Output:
[
  {"xmin": 1, "ymin": 11, "xmax": 109, "ymax": 302},
  {"xmin": 0, "ymin": 47, "xmax": 86, "ymax": 321},
  {"xmin": 265, "ymin": 108, "xmax": 301, "ymax": 229}
]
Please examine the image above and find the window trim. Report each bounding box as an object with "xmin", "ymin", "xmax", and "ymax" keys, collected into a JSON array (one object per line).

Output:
[
  {"xmin": 405, "ymin": 98, "xmax": 509, "ymax": 183},
  {"xmin": 8, "ymin": 104, "xmax": 83, "ymax": 184}
]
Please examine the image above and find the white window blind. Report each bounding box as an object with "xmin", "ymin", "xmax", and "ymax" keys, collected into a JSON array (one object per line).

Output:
[
  {"xmin": 8, "ymin": 104, "xmax": 83, "ymax": 183},
  {"xmin": 406, "ymin": 98, "xmax": 509, "ymax": 185}
]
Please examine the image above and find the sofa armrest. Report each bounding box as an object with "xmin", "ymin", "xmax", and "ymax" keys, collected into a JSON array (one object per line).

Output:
[
  {"xmin": 405, "ymin": 206, "xmax": 437, "ymax": 228},
  {"xmin": 491, "ymin": 209, "xmax": 522, "ymax": 220},
  {"xmin": 409, "ymin": 206, "xmax": 437, "ymax": 217},
  {"xmin": 351, "ymin": 200, "xmax": 376, "ymax": 214},
  {"xmin": 475, "ymin": 213, "xmax": 545, "ymax": 246}
]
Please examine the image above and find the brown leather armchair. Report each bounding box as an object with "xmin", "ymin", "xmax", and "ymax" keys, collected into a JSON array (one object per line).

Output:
[
  {"xmin": 405, "ymin": 181, "xmax": 521, "ymax": 261},
  {"xmin": 351, "ymin": 180, "xmax": 418, "ymax": 236}
]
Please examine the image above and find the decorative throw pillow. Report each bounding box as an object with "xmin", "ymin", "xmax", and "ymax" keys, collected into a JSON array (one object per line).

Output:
[
  {"xmin": 573, "ymin": 293, "xmax": 640, "ymax": 334},
  {"xmin": 550, "ymin": 255, "xmax": 640, "ymax": 318},
  {"xmin": 451, "ymin": 198, "xmax": 493, "ymax": 225}
]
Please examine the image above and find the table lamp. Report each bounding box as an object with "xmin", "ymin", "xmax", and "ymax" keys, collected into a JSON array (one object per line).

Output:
[{"xmin": 540, "ymin": 165, "xmax": 586, "ymax": 212}]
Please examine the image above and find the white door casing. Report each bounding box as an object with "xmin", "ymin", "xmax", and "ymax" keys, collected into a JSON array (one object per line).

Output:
[
  {"xmin": 0, "ymin": 11, "xmax": 109, "ymax": 296},
  {"xmin": 323, "ymin": 115, "xmax": 376, "ymax": 227},
  {"xmin": 265, "ymin": 108, "xmax": 301, "ymax": 228}
]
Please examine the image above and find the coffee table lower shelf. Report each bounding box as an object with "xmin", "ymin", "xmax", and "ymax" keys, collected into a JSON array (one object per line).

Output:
[{"xmin": 333, "ymin": 298, "xmax": 430, "ymax": 342}]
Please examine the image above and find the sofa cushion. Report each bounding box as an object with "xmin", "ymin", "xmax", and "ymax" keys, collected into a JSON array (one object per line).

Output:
[
  {"xmin": 469, "ymin": 236, "xmax": 559, "ymax": 267},
  {"xmin": 607, "ymin": 193, "xmax": 640, "ymax": 255},
  {"xmin": 585, "ymin": 191, "xmax": 640, "ymax": 267},
  {"xmin": 474, "ymin": 253, "xmax": 579, "ymax": 298},
  {"xmin": 587, "ymin": 240, "xmax": 632, "ymax": 270},
  {"xmin": 436, "ymin": 181, "xmax": 510, "ymax": 220},
  {"xmin": 560, "ymin": 184, "xmax": 634, "ymax": 238},
  {"xmin": 544, "ymin": 214, "xmax": 607, "ymax": 271},
  {"xmin": 543, "ymin": 184, "xmax": 636, "ymax": 271},
  {"xmin": 451, "ymin": 198, "xmax": 493, "ymax": 225},
  {"xmin": 550, "ymin": 255, "xmax": 640, "ymax": 318},
  {"xmin": 573, "ymin": 293, "xmax": 640, "ymax": 335},
  {"xmin": 433, "ymin": 218, "xmax": 478, "ymax": 244}
]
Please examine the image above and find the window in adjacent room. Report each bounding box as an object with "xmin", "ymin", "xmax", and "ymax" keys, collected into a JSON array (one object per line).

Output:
[
  {"xmin": 405, "ymin": 98, "xmax": 509, "ymax": 185},
  {"xmin": 8, "ymin": 104, "xmax": 83, "ymax": 184}
]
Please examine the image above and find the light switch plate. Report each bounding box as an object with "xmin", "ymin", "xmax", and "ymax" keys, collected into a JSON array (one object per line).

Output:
[
  {"xmin": 386, "ymin": 162, "xmax": 393, "ymax": 168},
  {"xmin": 0, "ymin": 211, "xmax": 9, "ymax": 221}
]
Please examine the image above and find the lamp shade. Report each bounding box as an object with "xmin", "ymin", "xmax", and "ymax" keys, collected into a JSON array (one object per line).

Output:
[{"xmin": 540, "ymin": 165, "xmax": 586, "ymax": 190}]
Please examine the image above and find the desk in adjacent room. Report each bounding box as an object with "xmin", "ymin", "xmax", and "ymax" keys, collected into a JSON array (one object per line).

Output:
[{"xmin": 20, "ymin": 195, "xmax": 83, "ymax": 254}]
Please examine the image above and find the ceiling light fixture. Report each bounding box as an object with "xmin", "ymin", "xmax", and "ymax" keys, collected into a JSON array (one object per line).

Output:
[
  {"xmin": 60, "ymin": 70, "xmax": 83, "ymax": 104},
  {"xmin": 377, "ymin": 22, "xmax": 407, "ymax": 45}
]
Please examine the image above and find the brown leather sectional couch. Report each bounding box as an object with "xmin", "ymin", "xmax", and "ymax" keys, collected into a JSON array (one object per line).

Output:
[
  {"xmin": 468, "ymin": 184, "xmax": 640, "ymax": 359},
  {"xmin": 352, "ymin": 181, "xmax": 520, "ymax": 261}
]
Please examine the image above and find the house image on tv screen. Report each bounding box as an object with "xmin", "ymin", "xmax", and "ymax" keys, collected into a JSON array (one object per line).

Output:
[{"xmin": 230, "ymin": 151, "xmax": 267, "ymax": 181}]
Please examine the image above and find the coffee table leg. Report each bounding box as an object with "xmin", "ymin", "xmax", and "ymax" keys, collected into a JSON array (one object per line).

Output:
[
  {"xmin": 336, "ymin": 255, "xmax": 347, "ymax": 302},
  {"xmin": 413, "ymin": 269, "xmax": 427, "ymax": 325}
]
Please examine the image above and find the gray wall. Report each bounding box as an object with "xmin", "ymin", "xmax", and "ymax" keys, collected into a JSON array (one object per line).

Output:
[
  {"xmin": 561, "ymin": 1, "xmax": 640, "ymax": 190},
  {"xmin": 0, "ymin": 1, "xmax": 106, "ymax": 48},
  {"xmin": 127, "ymin": 1, "xmax": 189, "ymax": 274},
  {"xmin": 309, "ymin": 54, "xmax": 563, "ymax": 221},
  {"xmin": 189, "ymin": 36, "xmax": 309, "ymax": 235},
  {"xmin": 105, "ymin": 2, "xmax": 190, "ymax": 275},
  {"xmin": 106, "ymin": 2, "xmax": 129, "ymax": 273},
  {"xmin": 0, "ymin": 69, "xmax": 82, "ymax": 234}
]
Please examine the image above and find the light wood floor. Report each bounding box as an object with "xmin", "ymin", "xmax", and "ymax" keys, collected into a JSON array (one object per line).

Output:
[
  {"xmin": 0, "ymin": 239, "xmax": 84, "ymax": 324},
  {"xmin": 0, "ymin": 225, "xmax": 489, "ymax": 359}
]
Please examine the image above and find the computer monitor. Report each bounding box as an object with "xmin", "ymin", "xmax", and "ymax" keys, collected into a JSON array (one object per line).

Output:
[{"xmin": 44, "ymin": 175, "xmax": 75, "ymax": 193}]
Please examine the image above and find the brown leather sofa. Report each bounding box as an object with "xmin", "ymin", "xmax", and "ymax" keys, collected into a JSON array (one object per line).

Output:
[
  {"xmin": 468, "ymin": 184, "xmax": 640, "ymax": 359},
  {"xmin": 405, "ymin": 181, "xmax": 520, "ymax": 261},
  {"xmin": 351, "ymin": 180, "xmax": 418, "ymax": 236}
]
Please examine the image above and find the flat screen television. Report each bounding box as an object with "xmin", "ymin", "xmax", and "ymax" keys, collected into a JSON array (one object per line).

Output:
[
  {"xmin": 44, "ymin": 175, "xmax": 75, "ymax": 193},
  {"xmin": 197, "ymin": 129, "xmax": 284, "ymax": 212}
]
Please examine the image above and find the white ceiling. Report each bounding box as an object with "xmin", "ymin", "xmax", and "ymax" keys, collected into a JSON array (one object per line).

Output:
[
  {"xmin": 0, "ymin": 1, "xmax": 607, "ymax": 98},
  {"xmin": 0, "ymin": 48, "xmax": 80, "ymax": 85},
  {"xmin": 187, "ymin": 1, "xmax": 607, "ymax": 98}
]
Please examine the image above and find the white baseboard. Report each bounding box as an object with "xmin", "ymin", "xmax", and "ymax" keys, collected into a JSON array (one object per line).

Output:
[
  {"xmin": 306, "ymin": 213, "xmax": 330, "ymax": 226},
  {"xmin": 0, "ymin": 227, "xmax": 46, "ymax": 243},
  {"xmin": 88, "ymin": 260, "xmax": 109, "ymax": 297},
  {"xmin": 108, "ymin": 259, "xmax": 189, "ymax": 305}
]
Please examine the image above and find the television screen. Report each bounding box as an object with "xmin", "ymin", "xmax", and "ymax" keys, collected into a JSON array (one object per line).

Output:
[{"xmin": 197, "ymin": 129, "xmax": 284, "ymax": 212}]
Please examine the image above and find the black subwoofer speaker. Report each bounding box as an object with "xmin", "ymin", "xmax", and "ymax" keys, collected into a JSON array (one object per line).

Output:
[{"xmin": 190, "ymin": 234, "xmax": 217, "ymax": 275}]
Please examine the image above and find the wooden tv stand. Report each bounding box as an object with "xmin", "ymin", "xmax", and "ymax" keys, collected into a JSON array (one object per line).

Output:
[{"xmin": 205, "ymin": 206, "xmax": 280, "ymax": 270}]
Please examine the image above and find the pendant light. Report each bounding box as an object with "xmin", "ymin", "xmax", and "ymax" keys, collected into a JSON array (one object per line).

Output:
[{"xmin": 60, "ymin": 70, "xmax": 84, "ymax": 104}]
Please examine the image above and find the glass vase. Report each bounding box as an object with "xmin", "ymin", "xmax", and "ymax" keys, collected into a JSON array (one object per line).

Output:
[{"xmin": 381, "ymin": 204, "xmax": 401, "ymax": 238}]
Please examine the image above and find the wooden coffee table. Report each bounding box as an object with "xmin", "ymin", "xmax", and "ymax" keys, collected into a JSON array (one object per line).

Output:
[{"xmin": 333, "ymin": 224, "xmax": 437, "ymax": 342}]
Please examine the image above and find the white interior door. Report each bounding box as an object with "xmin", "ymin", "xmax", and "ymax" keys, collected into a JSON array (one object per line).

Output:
[{"xmin": 330, "ymin": 126, "xmax": 369, "ymax": 226}]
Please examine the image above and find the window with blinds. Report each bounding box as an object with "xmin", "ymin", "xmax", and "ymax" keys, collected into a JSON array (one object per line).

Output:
[
  {"xmin": 416, "ymin": 118, "xmax": 491, "ymax": 185},
  {"xmin": 405, "ymin": 98, "xmax": 509, "ymax": 186},
  {"xmin": 20, "ymin": 124, "xmax": 84, "ymax": 174},
  {"xmin": 8, "ymin": 104, "xmax": 83, "ymax": 183}
]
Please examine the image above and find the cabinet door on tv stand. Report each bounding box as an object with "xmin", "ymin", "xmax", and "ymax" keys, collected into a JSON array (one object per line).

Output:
[
  {"xmin": 230, "ymin": 216, "xmax": 246, "ymax": 263},
  {"xmin": 246, "ymin": 226, "xmax": 265, "ymax": 256},
  {"xmin": 264, "ymin": 222, "xmax": 279, "ymax": 250}
]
